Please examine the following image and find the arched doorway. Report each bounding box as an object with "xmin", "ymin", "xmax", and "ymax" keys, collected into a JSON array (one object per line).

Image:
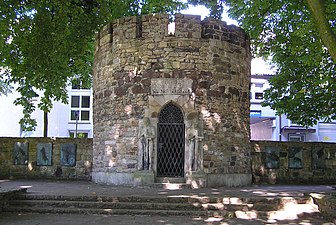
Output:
[{"xmin": 157, "ymin": 103, "xmax": 185, "ymax": 177}]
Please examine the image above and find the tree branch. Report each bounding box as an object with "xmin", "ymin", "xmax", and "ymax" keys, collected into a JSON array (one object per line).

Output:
[{"xmin": 307, "ymin": 0, "xmax": 336, "ymax": 62}]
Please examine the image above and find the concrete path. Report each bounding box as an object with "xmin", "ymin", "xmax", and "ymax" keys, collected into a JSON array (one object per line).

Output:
[
  {"xmin": 1, "ymin": 179, "xmax": 335, "ymax": 198},
  {"xmin": 0, "ymin": 179, "xmax": 335, "ymax": 225}
]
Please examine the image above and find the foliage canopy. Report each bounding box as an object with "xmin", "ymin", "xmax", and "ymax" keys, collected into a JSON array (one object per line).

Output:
[
  {"xmin": 0, "ymin": 0, "xmax": 186, "ymax": 131},
  {"xmin": 189, "ymin": 0, "xmax": 336, "ymax": 126},
  {"xmin": 1, "ymin": 0, "xmax": 335, "ymax": 130}
]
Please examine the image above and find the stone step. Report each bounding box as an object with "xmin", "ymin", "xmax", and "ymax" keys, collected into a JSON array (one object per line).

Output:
[
  {"xmin": 7, "ymin": 204, "xmax": 295, "ymax": 219},
  {"xmin": 14, "ymin": 194, "xmax": 314, "ymax": 211},
  {"xmin": 4, "ymin": 206, "xmax": 209, "ymax": 216},
  {"xmin": 155, "ymin": 177, "xmax": 186, "ymax": 183},
  {"xmin": 10, "ymin": 199, "xmax": 273, "ymax": 213},
  {"xmin": 8, "ymin": 199, "xmax": 267, "ymax": 214},
  {"xmin": 150, "ymin": 182, "xmax": 191, "ymax": 190},
  {"xmin": 323, "ymin": 209, "xmax": 336, "ymax": 222},
  {"xmin": 9, "ymin": 199, "xmax": 204, "ymax": 211},
  {"xmin": 17, "ymin": 194, "xmax": 312, "ymax": 205},
  {"xmin": 153, "ymin": 177, "xmax": 189, "ymax": 190},
  {"xmin": 17, "ymin": 194, "xmax": 195, "ymax": 203}
]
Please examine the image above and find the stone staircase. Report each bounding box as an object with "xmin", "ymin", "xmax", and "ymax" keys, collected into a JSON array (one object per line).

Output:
[{"xmin": 3, "ymin": 193, "xmax": 322, "ymax": 220}]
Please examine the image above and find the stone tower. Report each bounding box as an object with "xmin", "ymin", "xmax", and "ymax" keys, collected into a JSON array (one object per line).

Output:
[{"xmin": 93, "ymin": 14, "xmax": 251, "ymax": 187}]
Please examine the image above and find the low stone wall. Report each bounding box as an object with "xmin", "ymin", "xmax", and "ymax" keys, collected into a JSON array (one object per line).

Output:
[
  {"xmin": 1, "ymin": 138, "xmax": 336, "ymax": 185},
  {"xmin": 251, "ymin": 141, "xmax": 336, "ymax": 184},
  {"xmin": 0, "ymin": 138, "xmax": 92, "ymax": 180}
]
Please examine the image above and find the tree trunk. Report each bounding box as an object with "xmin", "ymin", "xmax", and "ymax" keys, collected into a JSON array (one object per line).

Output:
[
  {"xmin": 307, "ymin": 0, "xmax": 336, "ymax": 62},
  {"xmin": 44, "ymin": 111, "xmax": 48, "ymax": 137}
]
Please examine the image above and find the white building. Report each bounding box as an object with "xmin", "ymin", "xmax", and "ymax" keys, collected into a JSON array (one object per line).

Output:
[
  {"xmin": 250, "ymin": 74, "xmax": 336, "ymax": 142},
  {"xmin": 0, "ymin": 83, "xmax": 93, "ymax": 138},
  {"xmin": 1, "ymin": 74, "xmax": 335, "ymax": 142}
]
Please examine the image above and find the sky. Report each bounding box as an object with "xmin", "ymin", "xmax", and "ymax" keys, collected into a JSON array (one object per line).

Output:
[{"xmin": 181, "ymin": 4, "xmax": 276, "ymax": 75}]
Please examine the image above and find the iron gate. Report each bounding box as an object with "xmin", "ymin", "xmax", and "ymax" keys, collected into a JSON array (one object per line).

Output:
[{"xmin": 157, "ymin": 104, "xmax": 185, "ymax": 177}]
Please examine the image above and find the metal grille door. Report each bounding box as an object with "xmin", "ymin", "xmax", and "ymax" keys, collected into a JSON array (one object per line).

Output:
[{"xmin": 157, "ymin": 104, "xmax": 185, "ymax": 177}]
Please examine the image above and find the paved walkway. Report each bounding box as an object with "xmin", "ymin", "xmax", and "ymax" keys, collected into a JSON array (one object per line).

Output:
[
  {"xmin": 0, "ymin": 179, "xmax": 335, "ymax": 225},
  {"xmin": 1, "ymin": 179, "xmax": 335, "ymax": 198}
]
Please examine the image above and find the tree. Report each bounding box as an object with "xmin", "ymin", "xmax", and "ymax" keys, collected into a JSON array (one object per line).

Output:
[
  {"xmin": 307, "ymin": 0, "xmax": 336, "ymax": 61},
  {"xmin": 188, "ymin": 0, "xmax": 336, "ymax": 126},
  {"xmin": 0, "ymin": 0, "xmax": 186, "ymax": 132},
  {"xmin": 0, "ymin": 68, "xmax": 12, "ymax": 95}
]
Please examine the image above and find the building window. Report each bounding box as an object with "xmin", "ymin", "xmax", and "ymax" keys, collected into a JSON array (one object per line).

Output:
[
  {"xmin": 254, "ymin": 83, "xmax": 264, "ymax": 88},
  {"xmin": 250, "ymin": 110, "xmax": 262, "ymax": 117},
  {"xmin": 70, "ymin": 95, "xmax": 90, "ymax": 122},
  {"xmin": 288, "ymin": 134, "xmax": 305, "ymax": 142},
  {"xmin": 255, "ymin": 92, "xmax": 264, "ymax": 100},
  {"xmin": 69, "ymin": 131, "xmax": 89, "ymax": 138}
]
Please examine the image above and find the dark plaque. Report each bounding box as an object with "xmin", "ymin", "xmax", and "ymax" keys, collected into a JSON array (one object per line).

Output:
[
  {"xmin": 265, "ymin": 147, "xmax": 280, "ymax": 169},
  {"xmin": 37, "ymin": 143, "xmax": 52, "ymax": 166},
  {"xmin": 60, "ymin": 143, "xmax": 76, "ymax": 166},
  {"xmin": 13, "ymin": 142, "xmax": 28, "ymax": 165},
  {"xmin": 312, "ymin": 147, "xmax": 325, "ymax": 169},
  {"xmin": 288, "ymin": 147, "xmax": 303, "ymax": 169}
]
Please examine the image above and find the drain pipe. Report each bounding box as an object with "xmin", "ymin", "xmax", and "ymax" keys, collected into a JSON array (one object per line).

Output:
[
  {"xmin": 279, "ymin": 114, "xmax": 282, "ymax": 141},
  {"xmin": 317, "ymin": 122, "xmax": 320, "ymax": 142}
]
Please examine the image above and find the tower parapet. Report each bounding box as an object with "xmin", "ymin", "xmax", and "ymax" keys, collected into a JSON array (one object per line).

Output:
[{"xmin": 96, "ymin": 13, "xmax": 249, "ymax": 53}]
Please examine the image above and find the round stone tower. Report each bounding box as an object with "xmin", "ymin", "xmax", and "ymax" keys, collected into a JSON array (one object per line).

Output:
[{"xmin": 93, "ymin": 13, "xmax": 251, "ymax": 187}]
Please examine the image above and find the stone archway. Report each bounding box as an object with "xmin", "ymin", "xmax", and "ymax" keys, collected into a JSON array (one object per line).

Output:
[{"xmin": 157, "ymin": 103, "xmax": 185, "ymax": 177}]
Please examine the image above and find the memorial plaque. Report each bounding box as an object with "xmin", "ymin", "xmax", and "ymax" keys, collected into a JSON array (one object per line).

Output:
[
  {"xmin": 13, "ymin": 142, "xmax": 28, "ymax": 165},
  {"xmin": 288, "ymin": 147, "xmax": 303, "ymax": 169},
  {"xmin": 37, "ymin": 143, "xmax": 52, "ymax": 166},
  {"xmin": 60, "ymin": 143, "xmax": 77, "ymax": 166},
  {"xmin": 312, "ymin": 147, "xmax": 325, "ymax": 169},
  {"xmin": 265, "ymin": 147, "xmax": 280, "ymax": 169},
  {"xmin": 151, "ymin": 78, "xmax": 192, "ymax": 95}
]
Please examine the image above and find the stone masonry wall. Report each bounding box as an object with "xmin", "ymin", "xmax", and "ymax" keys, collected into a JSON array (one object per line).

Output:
[
  {"xmin": 93, "ymin": 13, "xmax": 251, "ymax": 186},
  {"xmin": 1, "ymin": 138, "xmax": 336, "ymax": 185},
  {"xmin": 251, "ymin": 141, "xmax": 336, "ymax": 184},
  {"xmin": 0, "ymin": 138, "xmax": 92, "ymax": 180}
]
